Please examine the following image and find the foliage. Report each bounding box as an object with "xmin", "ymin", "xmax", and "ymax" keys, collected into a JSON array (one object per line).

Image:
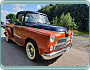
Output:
[
  {"xmin": 51, "ymin": 16, "xmax": 58, "ymax": 25},
  {"xmin": 6, "ymin": 13, "xmax": 16, "ymax": 24},
  {"xmin": 72, "ymin": 30, "xmax": 89, "ymax": 36},
  {"xmin": 38, "ymin": 4, "xmax": 89, "ymax": 32},
  {"xmin": 51, "ymin": 13, "xmax": 77, "ymax": 30}
]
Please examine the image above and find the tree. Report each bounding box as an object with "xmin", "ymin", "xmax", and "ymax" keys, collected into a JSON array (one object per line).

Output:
[
  {"xmin": 51, "ymin": 16, "xmax": 58, "ymax": 25},
  {"xmin": 51, "ymin": 13, "xmax": 77, "ymax": 30},
  {"xmin": 38, "ymin": 4, "xmax": 89, "ymax": 32},
  {"xmin": 59, "ymin": 13, "xmax": 65, "ymax": 26},
  {"xmin": 6, "ymin": 13, "xmax": 16, "ymax": 24},
  {"xmin": 60, "ymin": 13, "xmax": 77, "ymax": 30}
]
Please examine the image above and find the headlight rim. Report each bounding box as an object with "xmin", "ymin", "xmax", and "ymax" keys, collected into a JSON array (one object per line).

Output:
[{"xmin": 50, "ymin": 34, "xmax": 55, "ymax": 43}]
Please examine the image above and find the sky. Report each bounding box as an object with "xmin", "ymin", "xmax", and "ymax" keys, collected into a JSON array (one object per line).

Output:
[{"xmin": 1, "ymin": 4, "xmax": 48, "ymax": 23}]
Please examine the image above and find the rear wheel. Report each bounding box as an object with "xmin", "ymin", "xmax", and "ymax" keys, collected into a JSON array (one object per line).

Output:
[{"xmin": 26, "ymin": 40, "xmax": 40, "ymax": 61}]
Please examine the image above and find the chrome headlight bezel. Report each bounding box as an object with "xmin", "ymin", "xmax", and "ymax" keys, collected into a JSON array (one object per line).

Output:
[{"xmin": 50, "ymin": 34, "xmax": 55, "ymax": 43}]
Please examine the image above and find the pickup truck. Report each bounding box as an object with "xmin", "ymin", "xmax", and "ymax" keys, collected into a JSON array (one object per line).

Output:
[{"xmin": 4, "ymin": 11, "xmax": 73, "ymax": 61}]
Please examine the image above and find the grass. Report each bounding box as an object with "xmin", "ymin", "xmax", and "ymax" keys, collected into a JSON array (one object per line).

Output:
[{"xmin": 72, "ymin": 30, "xmax": 89, "ymax": 36}]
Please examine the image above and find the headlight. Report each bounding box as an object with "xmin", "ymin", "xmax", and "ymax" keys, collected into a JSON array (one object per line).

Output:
[{"xmin": 50, "ymin": 34, "xmax": 55, "ymax": 42}]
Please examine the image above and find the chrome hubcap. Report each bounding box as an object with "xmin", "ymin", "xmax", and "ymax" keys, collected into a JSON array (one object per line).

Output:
[{"xmin": 27, "ymin": 45, "xmax": 34, "ymax": 57}]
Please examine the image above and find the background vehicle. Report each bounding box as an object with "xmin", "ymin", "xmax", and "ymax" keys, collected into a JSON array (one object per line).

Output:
[{"xmin": 1, "ymin": 22, "xmax": 5, "ymax": 27}]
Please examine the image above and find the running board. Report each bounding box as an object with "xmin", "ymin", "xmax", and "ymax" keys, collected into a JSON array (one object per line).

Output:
[{"xmin": 10, "ymin": 38, "xmax": 23, "ymax": 46}]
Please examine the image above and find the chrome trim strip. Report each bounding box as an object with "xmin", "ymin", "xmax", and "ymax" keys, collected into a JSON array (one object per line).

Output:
[
  {"xmin": 54, "ymin": 42, "xmax": 66, "ymax": 46},
  {"xmin": 41, "ymin": 44, "xmax": 72, "ymax": 60}
]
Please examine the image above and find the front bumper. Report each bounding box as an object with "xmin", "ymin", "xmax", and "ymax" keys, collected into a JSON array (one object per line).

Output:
[{"xmin": 41, "ymin": 44, "xmax": 72, "ymax": 60}]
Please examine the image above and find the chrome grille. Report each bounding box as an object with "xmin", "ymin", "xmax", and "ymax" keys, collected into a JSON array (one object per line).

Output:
[
  {"xmin": 54, "ymin": 36, "xmax": 70, "ymax": 51},
  {"xmin": 57, "ymin": 38, "xmax": 66, "ymax": 44}
]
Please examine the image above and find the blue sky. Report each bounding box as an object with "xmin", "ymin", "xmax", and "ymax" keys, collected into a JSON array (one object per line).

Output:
[{"xmin": 1, "ymin": 4, "xmax": 48, "ymax": 23}]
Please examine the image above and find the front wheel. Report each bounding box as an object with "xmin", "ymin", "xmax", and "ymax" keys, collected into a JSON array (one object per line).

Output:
[{"xmin": 26, "ymin": 40, "xmax": 40, "ymax": 61}]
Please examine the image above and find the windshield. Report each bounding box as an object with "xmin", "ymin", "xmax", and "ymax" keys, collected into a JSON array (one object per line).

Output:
[{"xmin": 25, "ymin": 13, "xmax": 50, "ymax": 24}]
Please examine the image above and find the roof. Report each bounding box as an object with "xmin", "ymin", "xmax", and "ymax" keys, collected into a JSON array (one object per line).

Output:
[{"xmin": 17, "ymin": 11, "xmax": 47, "ymax": 16}]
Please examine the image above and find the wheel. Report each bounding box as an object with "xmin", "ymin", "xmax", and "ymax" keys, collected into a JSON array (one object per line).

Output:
[
  {"xmin": 5, "ymin": 32, "xmax": 10, "ymax": 42},
  {"xmin": 26, "ymin": 40, "xmax": 40, "ymax": 61}
]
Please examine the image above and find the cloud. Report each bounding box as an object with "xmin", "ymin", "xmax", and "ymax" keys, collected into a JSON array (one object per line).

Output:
[
  {"xmin": 1, "ymin": 10, "xmax": 10, "ymax": 22},
  {"xmin": 12, "ymin": 4, "xmax": 27, "ymax": 12},
  {"xmin": 1, "ymin": 4, "xmax": 27, "ymax": 23},
  {"xmin": 37, "ymin": 5, "xmax": 41, "ymax": 9},
  {"xmin": 12, "ymin": 4, "xmax": 27, "ymax": 7},
  {"xmin": 13, "ymin": 7, "xmax": 23, "ymax": 12},
  {"xmin": 12, "ymin": 12, "xmax": 17, "ymax": 14}
]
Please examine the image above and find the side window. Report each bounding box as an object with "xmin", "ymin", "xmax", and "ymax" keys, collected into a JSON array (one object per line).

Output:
[
  {"xmin": 25, "ymin": 14, "xmax": 30, "ymax": 22},
  {"xmin": 16, "ymin": 14, "xmax": 24, "ymax": 23}
]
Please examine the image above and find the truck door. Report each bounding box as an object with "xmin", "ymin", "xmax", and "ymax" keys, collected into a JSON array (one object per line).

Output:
[{"xmin": 14, "ymin": 13, "xmax": 25, "ymax": 45}]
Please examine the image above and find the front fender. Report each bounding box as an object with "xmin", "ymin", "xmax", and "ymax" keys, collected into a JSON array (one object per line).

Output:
[
  {"xmin": 25, "ymin": 28, "xmax": 55, "ymax": 55},
  {"xmin": 6, "ymin": 28, "xmax": 12, "ymax": 40}
]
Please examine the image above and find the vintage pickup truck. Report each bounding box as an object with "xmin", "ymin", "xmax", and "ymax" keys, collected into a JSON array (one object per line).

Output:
[{"xmin": 4, "ymin": 11, "xmax": 73, "ymax": 61}]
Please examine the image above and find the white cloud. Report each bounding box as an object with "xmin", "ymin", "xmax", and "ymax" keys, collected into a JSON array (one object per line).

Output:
[
  {"xmin": 1, "ymin": 10, "xmax": 10, "ymax": 22},
  {"xmin": 12, "ymin": 4, "xmax": 27, "ymax": 7},
  {"xmin": 1, "ymin": 4, "xmax": 27, "ymax": 23},
  {"xmin": 37, "ymin": 5, "xmax": 41, "ymax": 9},
  {"xmin": 13, "ymin": 7, "xmax": 23, "ymax": 12},
  {"xmin": 12, "ymin": 12, "xmax": 17, "ymax": 14},
  {"xmin": 12, "ymin": 4, "xmax": 26, "ymax": 12}
]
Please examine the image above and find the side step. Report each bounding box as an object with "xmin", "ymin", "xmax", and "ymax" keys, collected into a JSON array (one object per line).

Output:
[{"xmin": 10, "ymin": 38, "xmax": 23, "ymax": 46}]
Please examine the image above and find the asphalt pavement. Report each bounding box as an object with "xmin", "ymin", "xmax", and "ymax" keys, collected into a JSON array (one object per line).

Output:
[{"xmin": 1, "ymin": 28, "xmax": 89, "ymax": 66}]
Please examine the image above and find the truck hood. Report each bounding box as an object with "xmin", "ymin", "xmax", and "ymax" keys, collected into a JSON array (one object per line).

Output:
[{"xmin": 24, "ymin": 22, "xmax": 68, "ymax": 33}]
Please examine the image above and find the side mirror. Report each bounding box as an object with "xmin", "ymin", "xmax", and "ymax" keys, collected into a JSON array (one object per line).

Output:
[{"xmin": 15, "ymin": 19, "xmax": 19, "ymax": 22}]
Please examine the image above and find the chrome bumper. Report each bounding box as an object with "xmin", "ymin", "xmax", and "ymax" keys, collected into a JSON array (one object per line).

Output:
[{"xmin": 41, "ymin": 44, "xmax": 72, "ymax": 60}]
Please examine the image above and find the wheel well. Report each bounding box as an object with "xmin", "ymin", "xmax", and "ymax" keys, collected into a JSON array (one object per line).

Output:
[{"xmin": 25, "ymin": 38, "xmax": 37, "ymax": 46}]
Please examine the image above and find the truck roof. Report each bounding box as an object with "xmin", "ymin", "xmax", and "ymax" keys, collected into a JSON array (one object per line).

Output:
[{"xmin": 17, "ymin": 11, "xmax": 47, "ymax": 16}]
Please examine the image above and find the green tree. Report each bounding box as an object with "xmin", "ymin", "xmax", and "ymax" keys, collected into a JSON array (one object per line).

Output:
[
  {"xmin": 60, "ymin": 13, "xmax": 77, "ymax": 30},
  {"xmin": 51, "ymin": 16, "xmax": 58, "ymax": 25},
  {"xmin": 59, "ymin": 13, "xmax": 65, "ymax": 26},
  {"xmin": 52, "ymin": 13, "xmax": 77, "ymax": 30},
  {"xmin": 6, "ymin": 13, "xmax": 16, "ymax": 24}
]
